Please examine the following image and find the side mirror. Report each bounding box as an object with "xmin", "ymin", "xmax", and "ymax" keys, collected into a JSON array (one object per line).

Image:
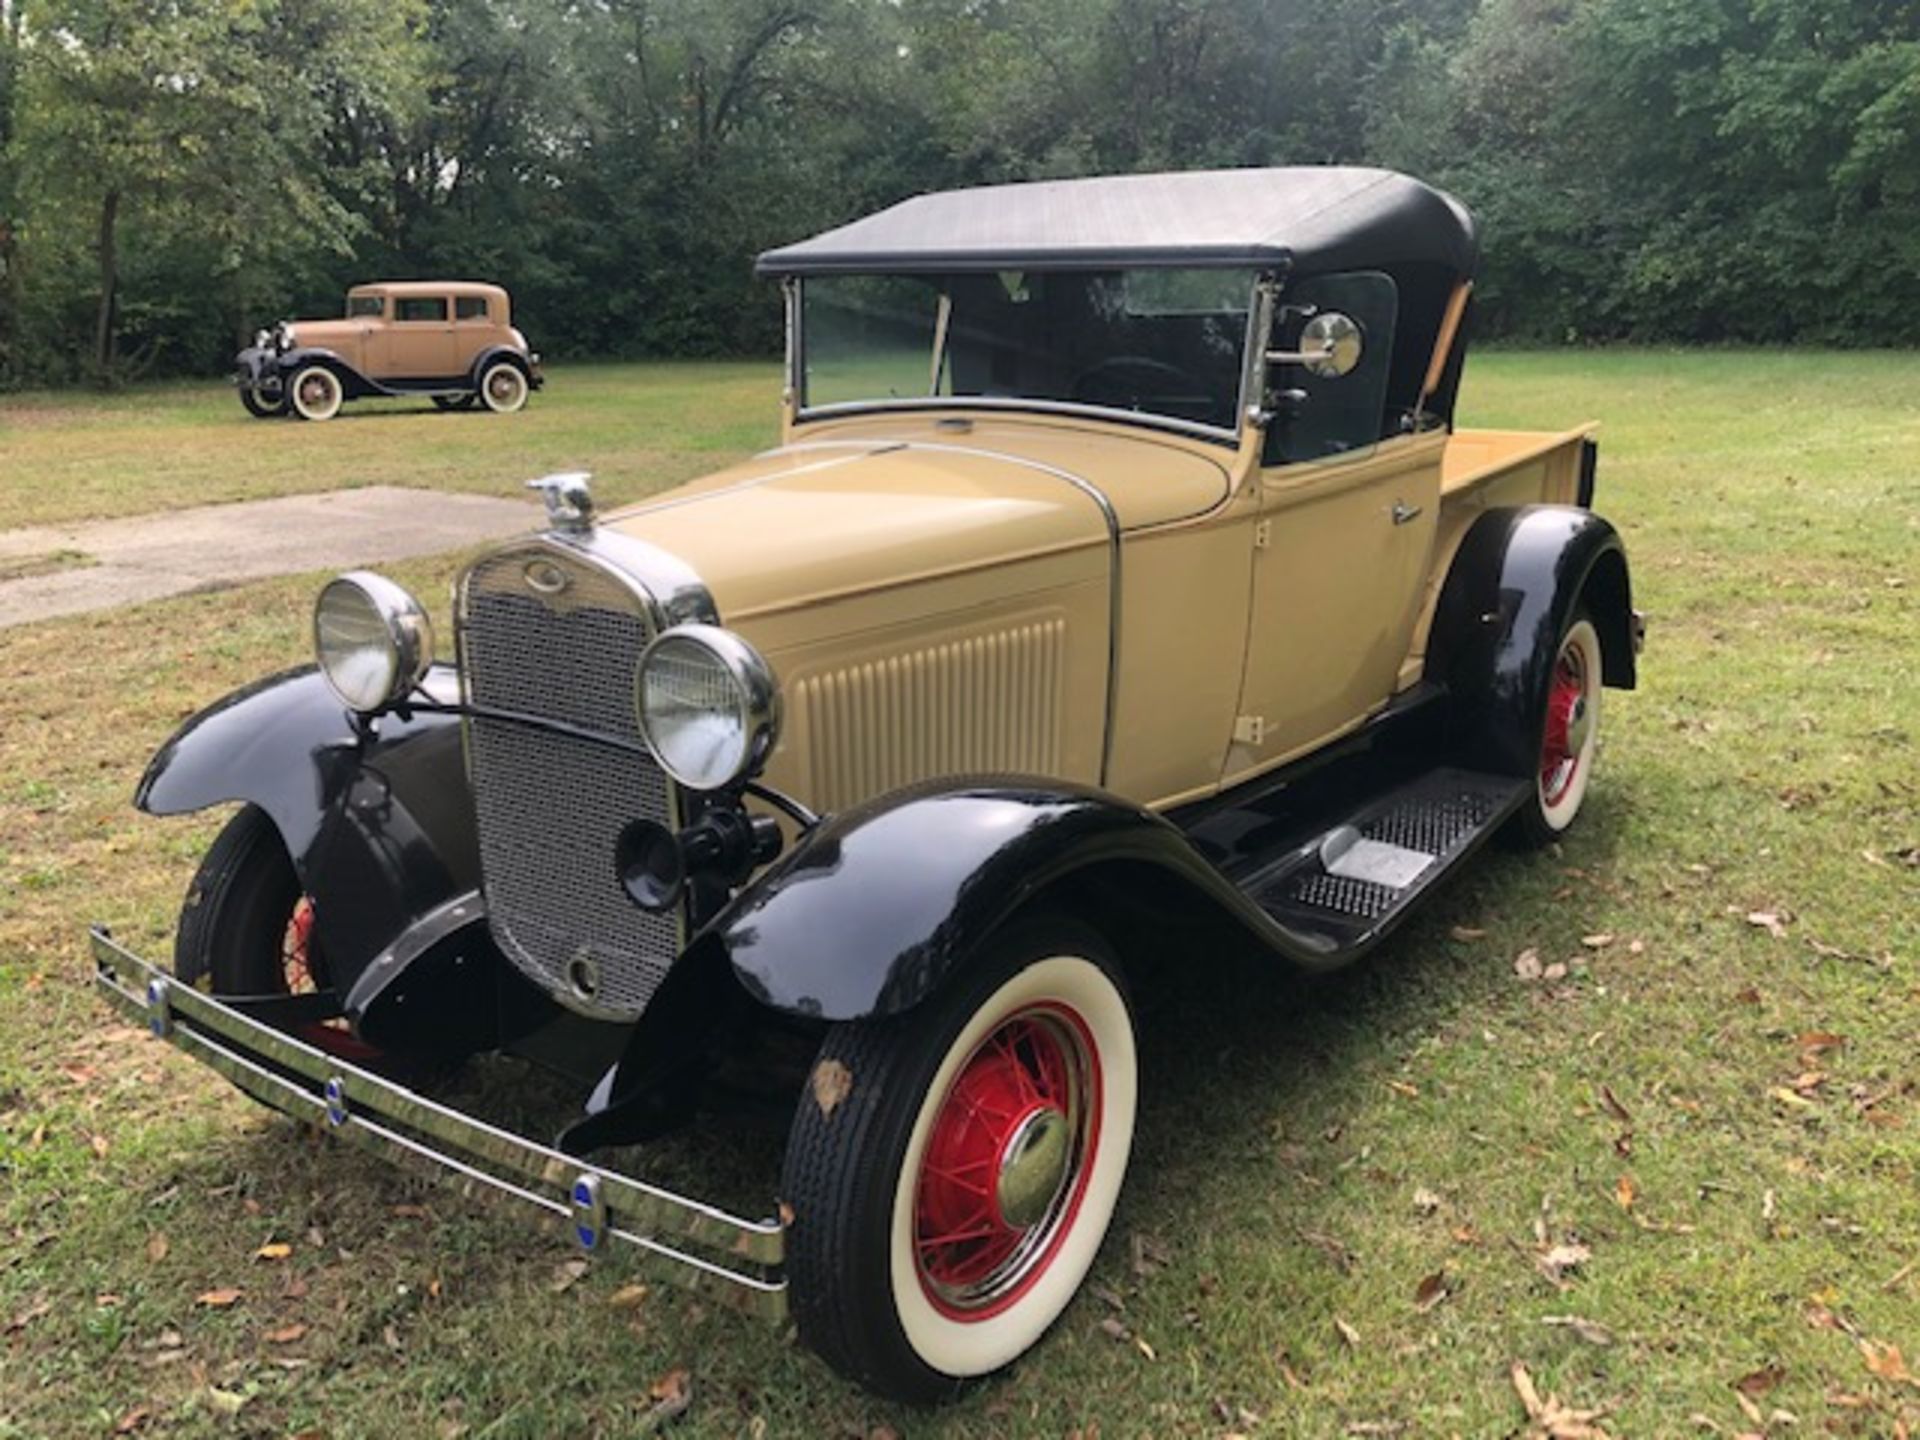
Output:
[{"xmin": 1265, "ymin": 311, "xmax": 1364, "ymax": 379}]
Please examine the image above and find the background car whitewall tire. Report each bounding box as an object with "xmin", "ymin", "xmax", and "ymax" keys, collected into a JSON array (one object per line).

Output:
[
  {"xmin": 288, "ymin": 365, "xmax": 344, "ymax": 422},
  {"xmin": 478, "ymin": 360, "xmax": 528, "ymax": 413},
  {"xmin": 781, "ymin": 915, "xmax": 1136, "ymax": 1403}
]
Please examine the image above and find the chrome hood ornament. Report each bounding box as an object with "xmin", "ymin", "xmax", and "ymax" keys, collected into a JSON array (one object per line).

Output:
[{"xmin": 528, "ymin": 471, "xmax": 596, "ymax": 533}]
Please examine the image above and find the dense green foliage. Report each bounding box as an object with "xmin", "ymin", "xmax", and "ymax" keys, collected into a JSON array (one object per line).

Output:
[{"xmin": 1, "ymin": 0, "xmax": 1917, "ymax": 385}]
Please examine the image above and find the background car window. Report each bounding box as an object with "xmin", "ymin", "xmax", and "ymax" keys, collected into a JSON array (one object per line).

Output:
[
  {"xmin": 346, "ymin": 295, "xmax": 384, "ymax": 318},
  {"xmin": 455, "ymin": 296, "xmax": 490, "ymax": 321},
  {"xmin": 1265, "ymin": 271, "xmax": 1399, "ymax": 466},
  {"xmin": 395, "ymin": 297, "xmax": 449, "ymax": 323}
]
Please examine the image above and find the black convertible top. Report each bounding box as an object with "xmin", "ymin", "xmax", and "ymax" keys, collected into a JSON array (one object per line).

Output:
[{"xmin": 756, "ymin": 166, "xmax": 1477, "ymax": 279}]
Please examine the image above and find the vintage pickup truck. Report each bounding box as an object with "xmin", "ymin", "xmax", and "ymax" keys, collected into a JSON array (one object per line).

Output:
[{"xmin": 96, "ymin": 166, "xmax": 1639, "ymax": 1402}]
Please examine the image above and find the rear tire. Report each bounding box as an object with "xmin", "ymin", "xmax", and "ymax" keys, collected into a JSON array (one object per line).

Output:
[
  {"xmin": 477, "ymin": 360, "xmax": 529, "ymax": 414},
  {"xmin": 174, "ymin": 805, "xmax": 325, "ymax": 997},
  {"xmin": 782, "ymin": 915, "xmax": 1136, "ymax": 1403},
  {"xmin": 1506, "ymin": 611, "xmax": 1604, "ymax": 848}
]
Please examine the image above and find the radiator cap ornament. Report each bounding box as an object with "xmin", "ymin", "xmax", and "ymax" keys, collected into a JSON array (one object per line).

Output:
[{"xmin": 527, "ymin": 471, "xmax": 596, "ymax": 533}]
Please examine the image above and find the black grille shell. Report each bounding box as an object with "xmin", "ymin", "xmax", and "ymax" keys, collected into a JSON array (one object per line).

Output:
[{"xmin": 457, "ymin": 543, "xmax": 684, "ymax": 1020}]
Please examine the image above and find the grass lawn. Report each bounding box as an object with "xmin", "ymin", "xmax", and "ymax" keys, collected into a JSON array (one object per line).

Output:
[{"xmin": 2, "ymin": 353, "xmax": 1917, "ymax": 1437}]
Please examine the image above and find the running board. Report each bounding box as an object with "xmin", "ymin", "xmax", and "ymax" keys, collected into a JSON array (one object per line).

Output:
[{"xmin": 1230, "ymin": 768, "xmax": 1529, "ymax": 962}]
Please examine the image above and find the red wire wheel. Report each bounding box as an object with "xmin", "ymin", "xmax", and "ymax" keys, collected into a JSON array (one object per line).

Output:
[
  {"xmin": 280, "ymin": 896, "xmax": 320, "ymax": 995},
  {"xmin": 912, "ymin": 1003, "xmax": 1101, "ymax": 1319},
  {"xmin": 1539, "ymin": 639, "xmax": 1590, "ymax": 809}
]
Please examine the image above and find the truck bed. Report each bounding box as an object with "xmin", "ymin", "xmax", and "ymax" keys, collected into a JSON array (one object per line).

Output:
[{"xmin": 1441, "ymin": 425, "xmax": 1597, "ymax": 504}]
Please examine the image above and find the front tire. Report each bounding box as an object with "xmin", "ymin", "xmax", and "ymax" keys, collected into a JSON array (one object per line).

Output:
[
  {"xmin": 477, "ymin": 360, "xmax": 529, "ymax": 414},
  {"xmin": 431, "ymin": 393, "xmax": 478, "ymax": 412},
  {"xmin": 782, "ymin": 916, "xmax": 1136, "ymax": 1403},
  {"xmin": 288, "ymin": 365, "xmax": 344, "ymax": 422},
  {"xmin": 1507, "ymin": 612, "xmax": 1604, "ymax": 847},
  {"xmin": 175, "ymin": 805, "xmax": 324, "ymax": 997}
]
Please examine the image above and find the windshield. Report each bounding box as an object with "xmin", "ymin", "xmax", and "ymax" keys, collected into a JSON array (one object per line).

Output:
[
  {"xmin": 346, "ymin": 294, "xmax": 384, "ymax": 318},
  {"xmin": 799, "ymin": 269, "xmax": 1257, "ymax": 436}
]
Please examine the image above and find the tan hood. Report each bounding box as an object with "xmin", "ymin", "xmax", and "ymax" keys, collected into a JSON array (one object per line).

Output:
[
  {"xmin": 604, "ymin": 439, "xmax": 1117, "ymax": 623},
  {"xmin": 287, "ymin": 319, "xmax": 364, "ymax": 351}
]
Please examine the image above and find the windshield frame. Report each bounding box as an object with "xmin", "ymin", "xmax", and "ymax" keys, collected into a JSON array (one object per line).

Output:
[{"xmin": 786, "ymin": 270, "xmax": 1267, "ymax": 448}]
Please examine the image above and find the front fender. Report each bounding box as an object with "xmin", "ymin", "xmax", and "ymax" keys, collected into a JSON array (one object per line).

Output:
[
  {"xmin": 138, "ymin": 665, "xmax": 481, "ymax": 1002},
  {"xmin": 711, "ymin": 780, "xmax": 1330, "ymax": 1022},
  {"xmin": 1427, "ymin": 505, "xmax": 1637, "ymax": 776}
]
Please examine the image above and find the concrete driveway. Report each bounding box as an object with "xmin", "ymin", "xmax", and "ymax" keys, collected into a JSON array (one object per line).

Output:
[{"xmin": 0, "ymin": 486, "xmax": 540, "ymax": 628}]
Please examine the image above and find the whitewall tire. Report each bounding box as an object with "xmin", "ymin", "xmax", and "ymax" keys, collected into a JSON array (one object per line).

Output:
[
  {"xmin": 477, "ymin": 361, "xmax": 528, "ymax": 413},
  {"xmin": 288, "ymin": 365, "xmax": 344, "ymax": 422},
  {"xmin": 782, "ymin": 917, "xmax": 1136, "ymax": 1402},
  {"xmin": 1509, "ymin": 612, "xmax": 1604, "ymax": 846}
]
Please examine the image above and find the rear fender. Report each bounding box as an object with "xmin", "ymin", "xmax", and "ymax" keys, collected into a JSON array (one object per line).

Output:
[
  {"xmin": 138, "ymin": 665, "xmax": 483, "ymax": 1008},
  {"xmin": 710, "ymin": 780, "xmax": 1334, "ymax": 1023},
  {"xmin": 1427, "ymin": 505, "xmax": 1636, "ymax": 776}
]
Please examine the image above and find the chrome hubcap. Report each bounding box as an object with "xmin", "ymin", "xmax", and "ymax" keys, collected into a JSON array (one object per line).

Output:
[{"xmin": 996, "ymin": 1106, "xmax": 1071, "ymax": 1229}]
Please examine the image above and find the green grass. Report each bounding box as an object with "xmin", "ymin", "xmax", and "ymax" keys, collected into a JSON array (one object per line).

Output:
[{"xmin": 2, "ymin": 352, "xmax": 1917, "ymax": 1437}]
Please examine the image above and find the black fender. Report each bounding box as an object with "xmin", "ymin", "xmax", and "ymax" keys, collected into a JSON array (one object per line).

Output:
[
  {"xmin": 274, "ymin": 347, "xmax": 376, "ymax": 398},
  {"xmin": 710, "ymin": 779, "xmax": 1340, "ymax": 1023},
  {"xmin": 1427, "ymin": 504, "xmax": 1637, "ymax": 777},
  {"xmin": 468, "ymin": 345, "xmax": 538, "ymax": 388},
  {"xmin": 135, "ymin": 664, "xmax": 531, "ymax": 1046}
]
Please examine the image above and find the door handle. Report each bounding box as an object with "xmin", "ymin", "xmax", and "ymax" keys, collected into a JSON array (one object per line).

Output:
[{"xmin": 1390, "ymin": 500, "xmax": 1423, "ymax": 526}]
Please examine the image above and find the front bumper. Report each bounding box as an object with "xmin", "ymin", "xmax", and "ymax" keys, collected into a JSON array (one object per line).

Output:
[{"xmin": 90, "ymin": 927, "xmax": 786, "ymax": 1318}]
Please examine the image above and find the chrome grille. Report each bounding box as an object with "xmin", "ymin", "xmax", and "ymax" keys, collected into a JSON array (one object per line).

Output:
[{"xmin": 458, "ymin": 544, "xmax": 683, "ymax": 1020}]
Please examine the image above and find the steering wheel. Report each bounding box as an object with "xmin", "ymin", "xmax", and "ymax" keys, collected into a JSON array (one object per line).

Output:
[{"xmin": 1070, "ymin": 355, "xmax": 1193, "ymax": 409}]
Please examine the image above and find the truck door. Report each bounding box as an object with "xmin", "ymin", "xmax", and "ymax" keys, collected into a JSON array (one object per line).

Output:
[{"xmin": 1224, "ymin": 271, "xmax": 1443, "ymax": 786}]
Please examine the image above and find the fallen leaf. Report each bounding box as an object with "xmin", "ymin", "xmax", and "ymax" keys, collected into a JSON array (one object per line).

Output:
[
  {"xmin": 809, "ymin": 1059, "xmax": 852, "ymax": 1117},
  {"xmin": 1385, "ymin": 1080, "xmax": 1419, "ymax": 1099},
  {"xmin": 1098, "ymin": 1315, "xmax": 1131, "ymax": 1342},
  {"xmin": 1412, "ymin": 1187, "xmax": 1442, "ymax": 1216},
  {"xmin": 1450, "ymin": 926, "xmax": 1487, "ymax": 942},
  {"xmin": 1413, "ymin": 1270, "xmax": 1452, "ymax": 1312},
  {"xmin": 608, "ymin": 1283, "xmax": 649, "ymax": 1311},
  {"xmin": 1601, "ymin": 1085, "xmax": 1634, "ymax": 1124},
  {"xmin": 648, "ymin": 1367, "xmax": 691, "ymax": 1410},
  {"xmin": 1746, "ymin": 910, "xmax": 1791, "ymax": 940},
  {"xmin": 265, "ymin": 1323, "xmax": 308, "ymax": 1344},
  {"xmin": 1515, "ymin": 948, "xmax": 1544, "ymax": 982},
  {"xmin": 1510, "ymin": 1360, "xmax": 1616, "ymax": 1439},
  {"xmin": 1334, "ymin": 1316, "xmax": 1361, "ymax": 1348},
  {"xmin": 1536, "ymin": 1242, "xmax": 1592, "ymax": 1285},
  {"xmin": 1543, "ymin": 1314, "xmax": 1616, "ymax": 1346},
  {"xmin": 114, "ymin": 1406, "xmax": 151, "ymax": 1433},
  {"xmin": 1795, "ymin": 1031, "xmax": 1846, "ymax": 1055},
  {"xmin": 90, "ymin": 1134, "xmax": 111, "ymax": 1158},
  {"xmin": 550, "ymin": 1259, "xmax": 589, "ymax": 1293},
  {"xmin": 1134, "ymin": 1336, "xmax": 1157, "ymax": 1361},
  {"xmin": 145, "ymin": 1233, "xmax": 169, "ymax": 1263},
  {"xmin": 195, "ymin": 1288, "xmax": 241, "ymax": 1309},
  {"xmin": 206, "ymin": 1387, "xmax": 248, "ymax": 1417},
  {"xmin": 1581, "ymin": 933, "xmax": 1615, "ymax": 950},
  {"xmin": 1614, "ymin": 1175, "xmax": 1637, "ymax": 1211},
  {"xmin": 1734, "ymin": 1364, "xmax": 1785, "ymax": 1396},
  {"xmin": 1861, "ymin": 1339, "xmax": 1916, "ymax": 1386},
  {"xmin": 254, "ymin": 1241, "xmax": 292, "ymax": 1262},
  {"xmin": 1543, "ymin": 961, "xmax": 1569, "ymax": 982},
  {"xmin": 1770, "ymin": 1087, "xmax": 1816, "ymax": 1110}
]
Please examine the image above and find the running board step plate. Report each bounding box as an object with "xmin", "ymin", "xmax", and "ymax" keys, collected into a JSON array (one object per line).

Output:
[{"xmin": 1243, "ymin": 768, "xmax": 1529, "ymax": 955}]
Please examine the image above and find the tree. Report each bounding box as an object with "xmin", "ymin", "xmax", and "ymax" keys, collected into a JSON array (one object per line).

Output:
[{"xmin": 12, "ymin": 0, "xmax": 426, "ymax": 381}]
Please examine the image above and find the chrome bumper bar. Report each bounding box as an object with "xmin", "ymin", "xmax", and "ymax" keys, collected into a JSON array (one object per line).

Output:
[{"xmin": 89, "ymin": 926, "xmax": 786, "ymax": 1318}]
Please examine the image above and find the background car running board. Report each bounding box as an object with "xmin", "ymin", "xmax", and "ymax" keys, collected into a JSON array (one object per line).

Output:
[{"xmin": 1238, "ymin": 767, "xmax": 1529, "ymax": 958}]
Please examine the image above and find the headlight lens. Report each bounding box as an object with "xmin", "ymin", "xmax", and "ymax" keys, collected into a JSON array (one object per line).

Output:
[
  {"xmin": 274, "ymin": 321, "xmax": 295, "ymax": 350},
  {"xmin": 636, "ymin": 624, "xmax": 780, "ymax": 791},
  {"xmin": 313, "ymin": 572, "xmax": 433, "ymax": 712}
]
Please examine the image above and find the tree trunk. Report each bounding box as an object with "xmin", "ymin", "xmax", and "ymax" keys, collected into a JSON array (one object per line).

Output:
[{"xmin": 93, "ymin": 188, "xmax": 120, "ymax": 383}]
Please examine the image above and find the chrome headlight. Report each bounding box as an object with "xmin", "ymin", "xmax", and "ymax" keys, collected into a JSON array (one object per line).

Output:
[
  {"xmin": 274, "ymin": 321, "xmax": 296, "ymax": 351},
  {"xmin": 253, "ymin": 328, "xmax": 271, "ymax": 350},
  {"xmin": 636, "ymin": 624, "xmax": 780, "ymax": 791},
  {"xmin": 313, "ymin": 572, "xmax": 433, "ymax": 713}
]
